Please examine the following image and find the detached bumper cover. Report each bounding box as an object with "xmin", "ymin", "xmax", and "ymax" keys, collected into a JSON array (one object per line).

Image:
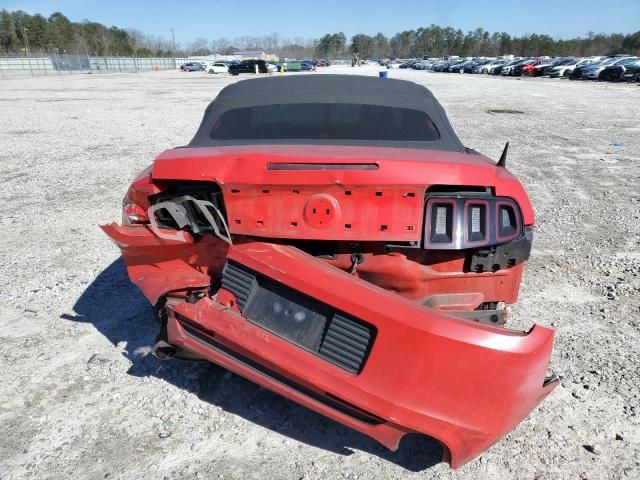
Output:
[{"xmin": 103, "ymin": 225, "xmax": 557, "ymax": 468}]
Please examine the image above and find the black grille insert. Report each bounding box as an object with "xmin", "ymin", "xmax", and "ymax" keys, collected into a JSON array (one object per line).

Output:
[
  {"xmin": 221, "ymin": 262, "xmax": 256, "ymax": 309},
  {"xmin": 319, "ymin": 314, "xmax": 373, "ymax": 373}
]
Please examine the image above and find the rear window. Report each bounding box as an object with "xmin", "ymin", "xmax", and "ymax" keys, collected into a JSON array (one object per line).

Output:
[{"xmin": 210, "ymin": 103, "xmax": 441, "ymax": 141}]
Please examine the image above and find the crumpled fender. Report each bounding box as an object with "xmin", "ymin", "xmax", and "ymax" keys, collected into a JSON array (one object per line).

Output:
[{"xmin": 100, "ymin": 223, "xmax": 227, "ymax": 303}]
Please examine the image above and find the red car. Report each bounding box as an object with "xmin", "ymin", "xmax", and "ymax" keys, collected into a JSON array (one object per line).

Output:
[{"xmin": 103, "ymin": 75, "xmax": 557, "ymax": 469}]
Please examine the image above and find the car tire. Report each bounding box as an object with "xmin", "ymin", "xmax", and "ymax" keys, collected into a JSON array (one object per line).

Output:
[
  {"xmin": 563, "ymin": 70, "xmax": 571, "ymax": 78},
  {"xmin": 482, "ymin": 68, "xmax": 488, "ymax": 74},
  {"xmin": 230, "ymin": 69, "xmax": 240, "ymax": 76},
  {"xmin": 459, "ymin": 68, "xmax": 464, "ymax": 74}
]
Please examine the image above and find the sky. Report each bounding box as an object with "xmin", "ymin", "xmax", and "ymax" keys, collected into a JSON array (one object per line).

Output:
[{"xmin": 5, "ymin": 0, "xmax": 639, "ymax": 46}]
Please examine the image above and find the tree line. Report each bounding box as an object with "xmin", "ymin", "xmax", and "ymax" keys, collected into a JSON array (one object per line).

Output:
[
  {"xmin": 320, "ymin": 27, "xmax": 640, "ymax": 59},
  {"xmin": 1, "ymin": 9, "xmax": 639, "ymax": 59},
  {"xmin": 0, "ymin": 10, "xmax": 175, "ymax": 56}
]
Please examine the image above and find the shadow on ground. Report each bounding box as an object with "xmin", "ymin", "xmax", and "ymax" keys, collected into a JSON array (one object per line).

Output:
[{"xmin": 62, "ymin": 258, "xmax": 443, "ymax": 472}]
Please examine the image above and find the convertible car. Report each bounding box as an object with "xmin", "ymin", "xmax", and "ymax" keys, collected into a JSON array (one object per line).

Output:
[{"xmin": 102, "ymin": 75, "xmax": 557, "ymax": 468}]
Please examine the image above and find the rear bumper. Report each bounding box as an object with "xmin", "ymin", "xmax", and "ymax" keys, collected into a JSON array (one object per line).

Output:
[{"xmin": 104, "ymin": 227, "xmax": 558, "ymax": 468}]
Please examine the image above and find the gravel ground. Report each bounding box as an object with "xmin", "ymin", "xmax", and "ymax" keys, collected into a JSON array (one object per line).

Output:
[{"xmin": 1, "ymin": 66, "xmax": 639, "ymax": 480}]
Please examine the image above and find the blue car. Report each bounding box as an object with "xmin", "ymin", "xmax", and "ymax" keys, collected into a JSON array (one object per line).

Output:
[{"xmin": 300, "ymin": 61, "xmax": 315, "ymax": 71}]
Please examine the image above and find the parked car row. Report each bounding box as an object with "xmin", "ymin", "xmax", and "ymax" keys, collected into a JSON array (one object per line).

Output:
[
  {"xmin": 180, "ymin": 60, "xmax": 233, "ymax": 73},
  {"xmin": 179, "ymin": 59, "xmax": 329, "ymax": 76},
  {"xmin": 395, "ymin": 55, "xmax": 640, "ymax": 82}
]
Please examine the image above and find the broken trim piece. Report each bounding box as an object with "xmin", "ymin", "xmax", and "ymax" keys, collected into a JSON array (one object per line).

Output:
[{"xmin": 148, "ymin": 194, "xmax": 232, "ymax": 244}]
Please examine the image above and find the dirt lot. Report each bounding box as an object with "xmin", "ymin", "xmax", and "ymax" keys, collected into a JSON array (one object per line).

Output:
[{"xmin": 1, "ymin": 66, "xmax": 639, "ymax": 479}]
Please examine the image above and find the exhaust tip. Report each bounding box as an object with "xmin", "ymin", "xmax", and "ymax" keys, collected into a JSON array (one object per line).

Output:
[{"xmin": 151, "ymin": 340, "xmax": 177, "ymax": 360}]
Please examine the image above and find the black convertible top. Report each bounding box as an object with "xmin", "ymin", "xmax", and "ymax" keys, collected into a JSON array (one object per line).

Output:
[{"xmin": 188, "ymin": 75, "xmax": 465, "ymax": 152}]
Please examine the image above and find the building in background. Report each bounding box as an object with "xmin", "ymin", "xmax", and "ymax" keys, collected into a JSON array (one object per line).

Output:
[{"xmin": 234, "ymin": 50, "xmax": 279, "ymax": 61}]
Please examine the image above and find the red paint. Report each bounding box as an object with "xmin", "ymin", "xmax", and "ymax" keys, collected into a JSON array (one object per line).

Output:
[
  {"xmin": 164, "ymin": 242, "xmax": 557, "ymax": 469},
  {"xmin": 101, "ymin": 143, "xmax": 556, "ymax": 469},
  {"xmin": 303, "ymin": 193, "xmax": 339, "ymax": 228},
  {"xmin": 151, "ymin": 145, "xmax": 535, "ymax": 229}
]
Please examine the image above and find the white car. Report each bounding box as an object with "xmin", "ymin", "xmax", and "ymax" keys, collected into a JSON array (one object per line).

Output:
[
  {"xmin": 206, "ymin": 62, "xmax": 229, "ymax": 74},
  {"xmin": 547, "ymin": 58, "xmax": 595, "ymax": 78},
  {"xmin": 482, "ymin": 59, "xmax": 508, "ymax": 74}
]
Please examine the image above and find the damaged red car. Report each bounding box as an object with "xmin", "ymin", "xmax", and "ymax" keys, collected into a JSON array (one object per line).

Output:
[{"xmin": 102, "ymin": 75, "xmax": 557, "ymax": 468}]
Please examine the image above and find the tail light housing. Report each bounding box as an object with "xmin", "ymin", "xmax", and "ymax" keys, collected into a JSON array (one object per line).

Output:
[
  {"xmin": 121, "ymin": 164, "xmax": 161, "ymax": 224},
  {"xmin": 122, "ymin": 195, "xmax": 149, "ymax": 224},
  {"xmin": 424, "ymin": 196, "xmax": 522, "ymax": 250}
]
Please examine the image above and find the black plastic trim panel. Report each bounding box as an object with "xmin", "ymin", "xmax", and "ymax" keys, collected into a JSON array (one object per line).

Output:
[
  {"xmin": 469, "ymin": 227, "xmax": 533, "ymax": 272},
  {"xmin": 221, "ymin": 260, "xmax": 376, "ymax": 374},
  {"xmin": 221, "ymin": 262, "xmax": 256, "ymax": 309},
  {"xmin": 319, "ymin": 313, "xmax": 374, "ymax": 373}
]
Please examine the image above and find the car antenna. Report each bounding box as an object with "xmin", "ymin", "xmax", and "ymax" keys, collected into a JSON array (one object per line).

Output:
[{"xmin": 497, "ymin": 142, "xmax": 509, "ymax": 168}]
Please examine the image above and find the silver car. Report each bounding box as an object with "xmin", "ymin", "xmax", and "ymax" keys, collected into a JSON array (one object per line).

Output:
[
  {"xmin": 470, "ymin": 59, "xmax": 495, "ymax": 73},
  {"xmin": 582, "ymin": 57, "xmax": 634, "ymax": 79}
]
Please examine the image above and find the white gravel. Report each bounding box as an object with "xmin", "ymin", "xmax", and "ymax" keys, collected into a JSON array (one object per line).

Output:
[{"xmin": 1, "ymin": 66, "xmax": 639, "ymax": 479}]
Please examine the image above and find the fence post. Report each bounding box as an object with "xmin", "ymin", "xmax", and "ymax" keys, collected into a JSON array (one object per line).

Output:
[
  {"xmin": 133, "ymin": 55, "xmax": 138, "ymax": 73},
  {"xmin": 76, "ymin": 51, "xmax": 81, "ymax": 73},
  {"xmin": 103, "ymin": 55, "xmax": 108, "ymax": 72},
  {"xmin": 26, "ymin": 50, "xmax": 33, "ymax": 77},
  {"xmin": 0, "ymin": 54, "xmax": 4, "ymax": 78},
  {"xmin": 40, "ymin": 49, "xmax": 46, "ymax": 76},
  {"xmin": 65, "ymin": 51, "xmax": 71, "ymax": 74}
]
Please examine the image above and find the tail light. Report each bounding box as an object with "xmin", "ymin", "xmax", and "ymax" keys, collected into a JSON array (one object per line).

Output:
[
  {"xmin": 121, "ymin": 164, "xmax": 160, "ymax": 224},
  {"xmin": 424, "ymin": 196, "xmax": 522, "ymax": 249},
  {"xmin": 496, "ymin": 200, "xmax": 520, "ymax": 241},
  {"xmin": 122, "ymin": 194, "xmax": 149, "ymax": 224}
]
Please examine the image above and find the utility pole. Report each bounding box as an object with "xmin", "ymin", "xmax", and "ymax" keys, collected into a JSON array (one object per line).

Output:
[
  {"xmin": 22, "ymin": 26, "xmax": 33, "ymax": 76},
  {"xmin": 171, "ymin": 28, "xmax": 177, "ymax": 69}
]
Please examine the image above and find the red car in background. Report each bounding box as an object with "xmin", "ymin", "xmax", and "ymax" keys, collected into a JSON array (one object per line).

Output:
[
  {"xmin": 521, "ymin": 58, "xmax": 555, "ymax": 76},
  {"xmin": 103, "ymin": 75, "xmax": 557, "ymax": 469},
  {"xmin": 516, "ymin": 59, "xmax": 547, "ymax": 76}
]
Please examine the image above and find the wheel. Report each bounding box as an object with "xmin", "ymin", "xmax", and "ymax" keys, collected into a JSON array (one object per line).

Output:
[
  {"xmin": 482, "ymin": 68, "xmax": 488, "ymax": 74},
  {"xmin": 563, "ymin": 70, "xmax": 571, "ymax": 78},
  {"xmin": 230, "ymin": 69, "xmax": 240, "ymax": 76},
  {"xmin": 459, "ymin": 68, "xmax": 464, "ymax": 73}
]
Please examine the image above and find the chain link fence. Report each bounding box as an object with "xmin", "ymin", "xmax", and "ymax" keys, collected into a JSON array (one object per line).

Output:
[{"xmin": 0, "ymin": 51, "xmax": 185, "ymax": 77}]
